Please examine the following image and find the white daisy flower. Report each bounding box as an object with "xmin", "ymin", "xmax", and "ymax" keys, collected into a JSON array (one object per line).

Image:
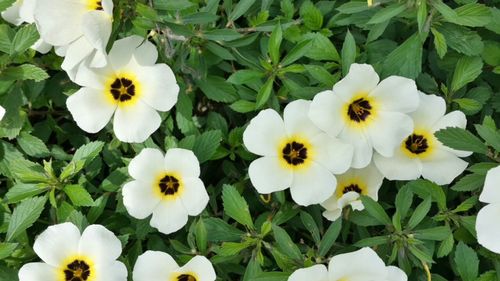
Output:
[
  {"xmin": 243, "ymin": 99, "xmax": 354, "ymax": 206},
  {"xmin": 66, "ymin": 35, "xmax": 179, "ymax": 143},
  {"xmin": 477, "ymin": 165, "xmax": 500, "ymax": 253},
  {"xmin": 18, "ymin": 222, "xmax": 127, "ymax": 281},
  {"xmin": 122, "ymin": 148, "xmax": 209, "ymax": 235},
  {"xmin": 321, "ymin": 163, "xmax": 384, "ymax": 221},
  {"xmin": 288, "ymin": 247, "xmax": 407, "ymax": 281},
  {"xmin": 1, "ymin": 0, "xmax": 52, "ymax": 53},
  {"xmin": 309, "ymin": 63, "xmax": 419, "ymax": 169},
  {"xmin": 373, "ymin": 92, "xmax": 471, "ymax": 185},
  {"xmin": 133, "ymin": 251, "xmax": 216, "ymax": 281},
  {"xmin": 34, "ymin": 0, "xmax": 114, "ymax": 79}
]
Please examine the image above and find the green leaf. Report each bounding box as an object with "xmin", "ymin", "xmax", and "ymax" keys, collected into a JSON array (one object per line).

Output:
[
  {"xmin": 272, "ymin": 224, "xmax": 302, "ymax": 261},
  {"xmin": 300, "ymin": 1, "xmax": 323, "ymax": 30},
  {"xmin": 395, "ymin": 185, "xmax": 413, "ymax": 219},
  {"xmin": 304, "ymin": 64, "xmax": 336, "ymax": 86},
  {"xmin": 417, "ymin": 0, "xmax": 427, "ymax": 33},
  {"xmin": 5, "ymin": 183, "xmax": 48, "ymax": 203},
  {"xmin": 368, "ymin": 3, "xmax": 407, "ymax": 24},
  {"xmin": 318, "ymin": 219, "xmax": 341, "ymax": 257},
  {"xmin": 192, "ymin": 130, "xmax": 223, "ymax": 163},
  {"xmin": 454, "ymin": 3, "xmax": 492, "ymax": 27},
  {"xmin": 303, "ymin": 32, "xmax": 339, "ymax": 61},
  {"xmin": 354, "ymin": 235, "xmax": 390, "ymax": 247},
  {"xmin": 0, "ymin": 243, "xmax": 18, "ymax": 259},
  {"xmin": 360, "ymin": 195, "xmax": 392, "ymax": 225},
  {"xmin": 10, "ymin": 24, "xmax": 39, "ymax": 56},
  {"xmin": 281, "ymin": 39, "xmax": 312, "ymax": 66},
  {"xmin": 17, "ymin": 132, "xmax": 50, "ymax": 158},
  {"xmin": 203, "ymin": 29, "xmax": 243, "ymax": 41},
  {"xmin": 7, "ymin": 196, "xmax": 47, "ymax": 241},
  {"xmin": 451, "ymin": 173, "xmax": 485, "ymax": 192},
  {"xmin": 299, "ymin": 211, "xmax": 320, "ymax": 245},
  {"xmin": 255, "ymin": 77, "xmax": 274, "ymax": 109},
  {"xmin": 63, "ymin": 185, "xmax": 94, "ymax": 207},
  {"xmin": 475, "ymin": 123, "xmax": 500, "ymax": 152},
  {"xmin": 435, "ymin": 127, "xmax": 488, "ymax": 155},
  {"xmin": 222, "ymin": 185, "xmax": 254, "ymax": 229},
  {"xmin": 341, "ymin": 30, "xmax": 356, "ymax": 76},
  {"xmin": 454, "ymin": 242, "xmax": 479, "ymax": 281},
  {"xmin": 451, "ymin": 56, "xmax": 483, "ymax": 92},
  {"xmin": 230, "ymin": 100, "xmax": 256, "ymax": 113},
  {"xmin": 219, "ymin": 240, "xmax": 255, "ymax": 256},
  {"xmin": 414, "ymin": 226, "xmax": 452, "ymax": 241},
  {"xmin": 382, "ymin": 33, "xmax": 423, "ymax": 79},
  {"xmin": 0, "ymin": 64, "xmax": 49, "ymax": 82},
  {"xmin": 431, "ymin": 28, "xmax": 447, "ymax": 59},
  {"xmin": 437, "ymin": 23, "xmax": 484, "ymax": 56},
  {"xmin": 269, "ymin": 23, "xmax": 282, "ymax": 65},
  {"xmin": 229, "ymin": 0, "xmax": 256, "ymax": 22},
  {"xmin": 195, "ymin": 219, "xmax": 208, "ymax": 253},
  {"xmin": 228, "ymin": 70, "xmax": 264, "ymax": 85},
  {"xmin": 405, "ymin": 180, "xmax": 446, "ymax": 211},
  {"xmin": 437, "ymin": 234, "xmax": 454, "ymax": 258},
  {"xmin": 407, "ymin": 197, "xmax": 432, "ymax": 229},
  {"xmin": 197, "ymin": 76, "xmax": 238, "ymax": 103},
  {"xmin": 453, "ymin": 98, "xmax": 482, "ymax": 112},
  {"xmin": 204, "ymin": 217, "xmax": 244, "ymax": 242}
]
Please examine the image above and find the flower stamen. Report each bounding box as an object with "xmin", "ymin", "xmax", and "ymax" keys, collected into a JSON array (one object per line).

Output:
[
  {"xmin": 347, "ymin": 98, "xmax": 372, "ymax": 122},
  {"xmin": 282, "ymin": 141, "xmax": 308, "ymax": 166},
  {"xmin": 64, "ymin": 259, "xmax": 91, "ymax": 281}
]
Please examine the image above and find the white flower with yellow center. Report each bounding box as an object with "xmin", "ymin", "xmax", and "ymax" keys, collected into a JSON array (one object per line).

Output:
[
  {"xmin": 122, "ymin": 148, "xmax": 208, "ymax": 235},
  {"xmin": 18, "ymin": 222, "xmax": 127, "ymax": 281},
  {"xmin": 34, "ymin": 0, "xmax": 114, "ymax": 79},
  {"xmin": 243, "ymin": 99, "xmax": 354, "ymax": 206},
  {"xmin": 477, "ymin": 166, "xmax": 500, "ymax": 253},
  {"xmin": 133, "ymin": 251, "xmax": 216, "ymax": 281},
  {"xmin": 321, "ymin": 163, "xmax": 384, "ymax": 221},
  {"xmin": 309, "ymin": 63, "xmax": 419, "ymax": 169},
  {"xmin": 373, "ymin": 92, "xmax": 471, "ymax": 185},
  {"xmin": 66, "ymin": 35, "xmax": 179, "ymax": 143},
  {"xmin": 288, "ymin": 247, "xmax": 407, "ymax": 281},
  {"xmin": 1, "ymin": 0, "xmax": 52, "ymax": 53}
]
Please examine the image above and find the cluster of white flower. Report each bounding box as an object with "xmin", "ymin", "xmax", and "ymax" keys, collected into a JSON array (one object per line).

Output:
[{"xmin": 244, "ymin": 63, "xmax": 471, "ymax": 222}]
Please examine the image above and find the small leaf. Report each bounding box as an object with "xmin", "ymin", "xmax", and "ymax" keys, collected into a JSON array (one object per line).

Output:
[
  {"xmin": 435, "ymin": 127, "xmax": 487, "ymax": 155},
  {"xmin": 368, "ymin": 3, "xmax": 407, "ymax": 24},
  {"xmin": 268, "ymin": 23, "xmax": 282, "ymax": 65},
  {"xmin": 229, "ymin": 0, "xmax": 256, "ymax": 22},
  {"xmin": 360, "ymin": 195, "xmax": 392, "ymax": 225},
  {"xmin": 255, "ymin": 77, "xmax": 274, "ymax": 109},
  {"xmin": 230, "ymin": 100, "xmax": 256, "ymax": 113},
  {"xmin": 382, "ymin": 33, "xmax": 423, "ymax": 79},
  {"xmin": 451, "ymin": 173, "xmax": 485, "ymax": 192},
  {"xmin": 454, "ymin": 242, "xmax": 479, "ymax": 281},
  {"xmin": 451, "ymin": 56, "xmax": 483, "ymax": 92},
  {"xmin": 407, "ymin": 197, "xmax": 432, "ymax": 229},
  {"xmin": 475, "ymin": 123, "xmax": 500, "ymax": 152},
  {"xmin": 272, "ymin": 224, "xmax": 302, "ymax": 261},
  {"xmin": 63, "ymin": 185, "xmax": 94, "ymax": 207},
  {"xmin": 299, "ymin": 211, "xmax": 320, "ymax": 245},
  {"xmin": 341, "ymin": 30, "xmax": 356, "ymax": 76},
  {"xmin": 431, "ymin": 28, "xmax": 447, "ymax": 59},
  {"xmin": 318, "ymin": 219, "xmax": 341, "ymax": 257},
  {"xmin": 0, "ymin": 64, "xmax": 49, "ymax": 82},
  {"xmin": 5, "ymin": 183, "xmax": 48, "ymax": 203},
  {"xmin": 222, "ymin": 185, "xmax": 254, "ymax": 229},
  {"xmin": 280, "ymin": 39, "xmax": 312, "ymax": 66},
  {"xmin": 228, "ymin": 69, "xmax": 264, "ymax": 85},
  {"xmin": 192, "ymin": 130, "xmax": 223, "ymax": 163},
  {"xmin": 197, "ymin": 76, "xmax": 238, "ymax": 103},
  {"xmin": 10, "ymin": 24, "xmax": 39, "ymax": 56},
  {"xmin": 7, "ymin": 196, "xmax": 47, "ymax": 241}
]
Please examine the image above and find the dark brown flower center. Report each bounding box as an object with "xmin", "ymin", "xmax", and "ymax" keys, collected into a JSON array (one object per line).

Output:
[
  {"xmin": 110, "ymin": 77, "xmax": 136, "ymax": 102},
  {"xmin": 177, "ymin": 274, "xmax": 197, "ymax": 281},
  {"xmin": 282, "ymin": 141, "xmax": 307, "ymax": 166},
  {"xmin": 347, "ymin": 98, "xmax": 372, "ymax": 122},
  {"xmin": 64, "ymin": 260, "xmax": 91, "ymax": 281},
  {"xmin": 342, "ymin": 184, "xmax": 362, "ymax": 194},
  {"xmin": 405, "ymin": 134, "xmax": 428, "ymax": 154},
  {"xmin": 158, "ymin": 175, "xmax": 180, "ymax": 196}
]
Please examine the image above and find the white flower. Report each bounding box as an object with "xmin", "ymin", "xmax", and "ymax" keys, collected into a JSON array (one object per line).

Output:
[
  {"xmin": 1, "ymin": 0, "xmax": 52, "ymax": 53},
  {"xmin": 243, "ymin": 99, "xmax": 354, "ymax": 206},
  {"xmin": 18, "ymin": 222, "xmax": 127, "ymax": 281},
  {"xmin": 321, "ymin": 163, "xmax": 384, "ymax": 221},
  {"xmin": 34, "ymin": 0, "xmax": 114, "ymax": 79},
  {"xmin": 133, "ymin": 251, "xmax": 216, "ymax": 281},
  {"xmin": 309, "ymin": 63, "xmax": 419, "ymax": 169},
  {"xmin": 122, "ymin": 148, "xmax": 208, "ymax": 235},
  {"xmin": 373, "ymin": 92, "xmax": 471, "ymax": 185},
  {"xmin": 0, "ymin": 105, "xmax": 5, "ymax": 121},
  {"xmin": 477, "ymin": 165, "xmax": 500, "ymax": 253},
  {"xmin": 66, "ymin": 35, "xmax": 179, "ymax": 143},
  {"xmin": 288, "ymin": 247, "xmax": 407, "ymax": 281}
]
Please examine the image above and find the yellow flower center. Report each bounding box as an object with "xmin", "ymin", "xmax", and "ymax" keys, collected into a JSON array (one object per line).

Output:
[
  {"xmin": 87, "ymin": 0, "xmax": 103, "ymax": 10},
  {"xmin": 59, "ymin": 256, "xmax": 95, "ymax": 281},
  {"xmin": 336, "ymin": 180, "xmax": 367, "ymax": 199},
  {"xmin": 401, "ymin": 130, "xmax": 435, "ymax": 159},
  {"xmin": 154, "ymin": 172, "xmax": 184, "ymax": 200},
  {"xmin": 176, "ymin": 274, "xmax": 197, "ymax": 281},
  {"xmin": 105, "ymin": 74, "xmax": 142, "ymax": 107},
  {"xmin": 277, "ymin": 136, "xmax": 314, "ymax": 170},
  {"xmin": 343, "ymin": 93, "xmax": 377, "ymax": 129}
]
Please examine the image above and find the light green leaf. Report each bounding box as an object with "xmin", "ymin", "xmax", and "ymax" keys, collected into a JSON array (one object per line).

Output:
[
  {"xmin": 435, "ymin": 127, "xmax": 487, "ymax": 155},
  {"xmin": 197, "ymin": 76, "xmax": 238, "ymax": 103},
  {"xmin": 281, "ymin": 39, "xmax": 312, "ymax": 66},
  {"xmin": 17, "ymin": 132, "xmax": 50, "ymax": 158},
  {"xmin": 341, "ymin": 30, "xmax": 356, "ymax": 76},
  {"xmin": 431, "ymin": 28, "xmax": 447, "ymax": 59},
  {"xmin": 229, "ymin": 0, "xmax": 256, "ymax": 22},
  {"xmin": 454, "ymin": 242, "xmax": 479, "ymax": 281},
  {"xmin": 5, "ymin": 183, "xmax": 48, "ymax": 203},
  {"xmin": 0, "ymin": 64, "xmax": 49, "ymax": 82},
  {"xmin": 7, "ymin": 196, "xmax": 47, "ymax": 241},
  {"xmin": 10, "ymin": 24, "xmax": 39, "ymax": 56},
  {"xmin": 63, "ymin": 184, "xmax": 94, "ymax": 207},
  {"xmin": 299, "ymin": 211, "xmax": 320, "ymax": 245},
  {"xmin": 368, "ymin": 3, "xmax": 407, "ymax": 24},
  {"xmin": 407, "ymin": 197, "xmax": 432, "ymax": 229},
  {"xmin": 360, "ymin": 195, "xmax": 392, "ymax": 225},
  {"xmin": 222, "ymin": 185, "xmax": 254, "ymax": 229},
  {"xmin": 318, "ymin": 219, "xmax": 341, "ymax": 257},
  {"xmin": 268, "ymin": 23, "xmax": 282, "ymax": 65},
  {"xmin": 451, "ymin": 56, "xmax": 483, "ymax": 92},
  {"xmin": 0, "ymin": 0, "xmax": 16, "ymax": 12},
  {"xmin": 272, "ymin": 224, "xmax": 302, "ymax": 261},
  {"xmin": 255, "ymin": 77, "xmax": 274, "ymax": 109},
  {"xmin": 230, "ymin": 100, "xmax": 256, "ymax": 113},
  {"xmin": 382, "ymin": 33, "xmax": 423, "ymax": 79},
  {"xmin": 192, "ymin": 130, "xmax": 223, "ymax": 163}
]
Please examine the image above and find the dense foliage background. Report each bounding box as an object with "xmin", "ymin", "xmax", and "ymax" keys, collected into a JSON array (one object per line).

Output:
[{"xmin": 1, "ymin": 0, "xmax": 500, "ymax": 280}]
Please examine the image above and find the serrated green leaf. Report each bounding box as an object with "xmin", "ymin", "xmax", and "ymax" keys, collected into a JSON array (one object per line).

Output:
[
  {"xmin": 17, "ymin": 132, "xmax": 50, "ymax": 158},
  {"xmin": 454, "ymin": 242, "xmax": 479, "ymax": 281},
  {"xmin": 192, "ymin": 130, "xmax": 222, "ymax": 163},
  {"xmin": 222, "ymin": 185, "xmax": 254, "ymax": 229},
  {"xmin": 197, "ymin": 76, "xmax": 238, "ymax": 103},
  {"xmin": 230, "ymin": 100, "xmax": 256, "ymax": 113},
  {"xmin": 10, "ymin": 24, "xmax": 39, "ymax": 56},
  {"xmin": 281, "ymin": 39, "xmax": 312, "ymax": 66},
  {"xmin": 63, "ymin": 184, "xmax": 94, "ymax": 207},
  {"xmin": 382, "ymin": 33, "xmax": 423, "ymax": 79},
  {"xmin": 435, "ymin": 127, "xmax": 487, "ymax": 155},
  {"xmin": 7, "ymin": 196, "xmax": 46, "ymax": 241},
  {"xmin": 451, "ymin": 56, "xmax": 483, "ymax": 92},
  {"xmin": 368, "ymin": 3, "xmax": 407, "ymax": 24},
  {"xmin": 5, "ymin": 183, "xmax": 48, "ymax": 203},
  {"xmin": 475, "ymin": 123, "xmax": 500, "ymax": 152},
  {"xmin": 431, "ymin": 28, "xmax": 447, "ymax": 59},
  {"xmin": 451, "ymin": 173, "xmax": 485, "ymax": 192},
  {"xmin": 0, "ymin": 64, "xmax": 49, "ymax": 82}
]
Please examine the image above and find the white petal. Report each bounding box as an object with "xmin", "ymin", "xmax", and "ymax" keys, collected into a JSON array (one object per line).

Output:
[
  {"xmin": 290, "ymin": 162, "xmax": 336, "ymax": 206},
  {"xmin": 164, "ymin": 148, "xmax": 201, "ymax": 178},
  {"xmin": 31, "ymin": 39, "xmax": 52, "ymax": 54},
  {"xmin": 372, "ymin": 150, "xmax": 422, "ymax": 182},
  {"xmin": 309, "ymin": 90, "xmax": 346, "ymax": 137},
  {"xmin": 74, "ymin": 61, "xmax": 112, "ymax": 89},
  {"xmin": 420, "ymin": 149, "xmax": 468, "ymax": 185},
  {"xmin": 128, "ymin": 148, "xmax": 165, "ymax": 182},
  {"xmin": 18, "ymin": 262, "xmax": 58, "ymax": 281},
  {"xmin": 79, "ymin": 224, "xmax": 122, "ymax": 264},
  {"xmin": 101, "ymin": 0, "xmax": 114, "ymax": 15},
  {"xmin": 89, "ymin": 49, "xmax": 107, "ymax": 68},
  {"xmin": 310, "ymin": 133, "xmax": 353, "ymax": 174},
  {"xmin": 61, "ymin": 37, "xmax": 95, "ymax": 75},
  {"xmin": 66, "ymin": 87, "xmax": 116, "ymax": 133},
  {"xmin": 386, "ymin": 266, "xmax": 408, "ymax": 281},
  {"xmin": 113, "ymin": 101, "xmax": 161, "ymax": 143},
  {"xmin": 479, "ymin": 165, "xmax": 500, "ymax": 204},
  {"xmin": 410, "ymin": 92, "xmax": 446, "ymax": 129},
  {"xmin": 33, "ymin": 222, "xmax": 81, "ymax": 267},
  {"xmin": 333, "ymin": 64, "xmax": 380, "ymax": 102},
  {"xmin": 94, "ymin": 261, "xmax": 127, "ymax": 281},
  {"xmin": 337, "ymin": 192, "xmax": 362, "ymax": 210},
  {"xmin": 180, "ymin": 177, "xmax": 209, "ymax": 216},
  {"xmin": 322, "ymin": 209, "xmax": 342, "ymax": 221},
  {"xmin": 19, "ymin": 0, "xmax": 36, "ymax": 23},
  {"xmin": 477, "ymin": 203, "xmax": 500, "ymax": 254},
  {"xmin": 133, "ymin": 251, "xmax": 179, "ymax": 281},
  {"xmin": 243, "ymin": 109, "xmax": 286, "ymax": 156},
  {"xmin": 355, "ymin": 163, "xmax": 385, "ymax": 200},
  {"xmin": 109, "ymin": 35, "xmax": 157, "ymax": 69},
  {"xmin": 338, "ymin": 126, "xmax": 373, "ymax": 169},
  {"xmin": 135, "ymin": 64, "xmax": 179, "ymax": 112},
  {"xmin": 81, "ymin": 11, "xmax": 111, "ymax": 51},
  {"xmin": 178, "ymin": 256, "xmax": 216, "ymax": 281},
  {"xmin": 35, "ymin": 0, "xmax": 85, "ymax": 46},
  {"xmin": 55, "ymin": 45, "xmax": 67, "ymax": 56},
  {"xmin": 1, "ymin": 2, "xmax": 22, "ymax": 26},
  {"xmin": 248, "ymin": 157, "xmax": 293, "ymax": 194},
  {"xmin": 283, "ymin": 99, "xmax": 322, "ymax": 137},
  {"xmin": 122, "ymin": 180, "xmax": 160, "ymax": 219},
  {"xmin": 288, "ymin": 264, "xmax": 328, "ymax": 281},
  {"xmin": 369, "ymin": 76, "xmax": 419, "ymax": 113},
  {"xmin": 150, "ymin": 199, "xmax": 189, "ymax": 234},
  {"xmin": 328, "ymin": 247, "xmax": 387, "ymax": 280},
  {"xmin": 367, "ymin": 112, "xmax": 414, "ymax": 158},
  {"xmin": 0, "ymin": 106, "xmax": 5, "ymax": 121}
]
